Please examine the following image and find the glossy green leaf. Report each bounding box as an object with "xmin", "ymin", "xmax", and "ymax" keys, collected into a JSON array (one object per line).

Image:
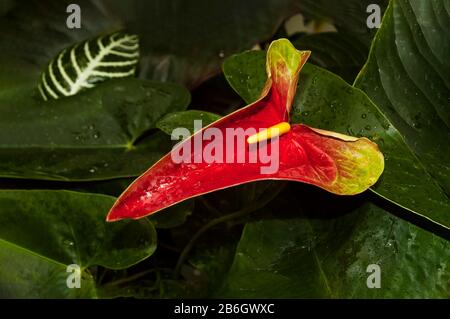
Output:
[
  {"xmin": 0, "ymin": 77, "xmax": 190, "ymax": 181},
  {"xmin": 0, "ymin": 239, "xmax": 97, "ymax": 298},
  {"xmin": 0, "ymin": 190, "xmax": 157, "ymax": 298},
  {"xmin": 217, "ymin": 186, "xmax": 450, "ymax": 298},
  {"xmin": 355, "ymin": 0, "xmax": 450, "ymax": 196},
  {"xmin": 156, "ymin": 110, "xmax": 221, "ymax": 136},
  {"xmin": 223, "ymin": 50, "xmax": 450, "ymax": 229}
]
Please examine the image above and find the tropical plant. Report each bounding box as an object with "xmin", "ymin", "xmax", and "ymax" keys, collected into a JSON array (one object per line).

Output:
[{"xmin": 0, "ymin": 0, "xmax": 448, "ymax": 298}]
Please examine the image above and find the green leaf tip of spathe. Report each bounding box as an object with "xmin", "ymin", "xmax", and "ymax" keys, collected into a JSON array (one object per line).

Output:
[
  {"xmin": 266, "ymin": 38, "xmax": 311, "ymax": 78},
  {"xmin": 37, "ymin": 30, "xmax": 140, "ymax": 101}
]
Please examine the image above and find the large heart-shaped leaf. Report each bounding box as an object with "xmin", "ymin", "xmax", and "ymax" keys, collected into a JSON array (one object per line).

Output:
[
  {"xmin": 217, "ymin": 186, "xmax": 449, "ymax": 298},
  {"xmin": 0, "ymin": 76, "xmax": 190, "ymax": 181},
  {"xmin": 223, "ymin": 50, "xmax": 450, "ymax": 229},
  {"xmin": 355, "ymin": 0, "xmax": 450, "ymax": 197},
  {"xmin": 0, "ymin": 190, "xmax": 157, "ymax": 298}
]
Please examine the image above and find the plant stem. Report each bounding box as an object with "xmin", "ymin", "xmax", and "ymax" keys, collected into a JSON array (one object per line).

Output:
[
  {"xmin": 174, "ymin": 184, "xmax": 285, "ymax": 278},
  {"xmin": 199, "ymin": 197, "xmax": 223, "ymax": 216},
  {"xmin": 102, "ymin": 269, "xmax": 157, "ymax": 288}
]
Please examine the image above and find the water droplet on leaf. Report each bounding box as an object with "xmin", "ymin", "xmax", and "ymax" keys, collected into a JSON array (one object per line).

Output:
[
  {"xmin": 64, "ymin": 239, "xmax": 74, "ymax": 246},
  {"xmin": 346, "ymin": 125, "xmax": 355, "ymax": 136}
]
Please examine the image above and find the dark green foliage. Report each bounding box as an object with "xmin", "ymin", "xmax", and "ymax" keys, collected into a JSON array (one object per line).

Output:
[{"xmin": 0, "ymin": 0, "xmax": 448, "ymax": 298}]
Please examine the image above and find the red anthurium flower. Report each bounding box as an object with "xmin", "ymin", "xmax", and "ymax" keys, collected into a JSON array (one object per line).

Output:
[{"xmin": 107, "ymin": 39, "xmax": 384, "ymax": 222}]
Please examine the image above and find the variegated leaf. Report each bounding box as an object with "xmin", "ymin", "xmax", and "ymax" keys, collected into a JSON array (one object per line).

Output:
[{"xmin": 38, "ymin": 31, "xmax": 139, "ymax": 101}]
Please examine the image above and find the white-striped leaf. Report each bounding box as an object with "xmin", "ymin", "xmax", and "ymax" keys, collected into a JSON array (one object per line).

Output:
[{"xmin": 38, "ymin": 31, "xmax": 139, "ymax": 101}]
